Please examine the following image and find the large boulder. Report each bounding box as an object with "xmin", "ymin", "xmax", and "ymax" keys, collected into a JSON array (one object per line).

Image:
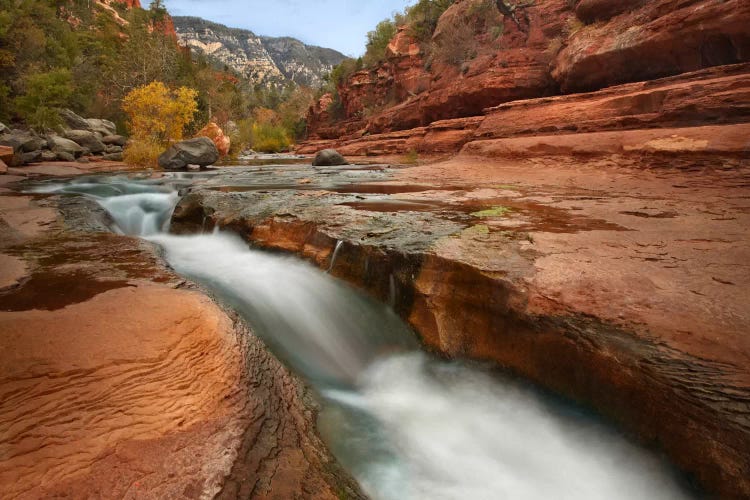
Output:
[
  {"xmin": 85, "ymin": 118, "xmax": 116, "ymax": 136},
  {"xmin": 47, "ymin": 135, "xmax": 84, "ymax": 157},
  {"xmin": 0, "ymin": 145, "xmax": 13, "ymax": 164},
  {"xmin": 60, "ymin": 109, "xmax": 92, "ymax": 131},
  {"xmin": 195, "ymin": 122, "xmax": 231, "ymax": 157},
  {"xmin": 64, "ymin": 130, "xmax": 106, "ymax": 154},
  {"xmin": 312, "ymin": 149, "xmax": 348, "ymax": 166},
  {"xmin": 20, "ymin": 150, "xmax": 42, "ymax": 165},
  {"xmin": 0, "ymin": 130, "xmax": 45, "ymax": 154},
  {"xmin": 102, "ymin": 135, "xmax": 127, "ymax": 146},
  {"xmin": 56, "ymin": 151, "xmax": 75, "ymax": 162},
  {"xmin": 157, "ymin": 137, "xmax": 219, "ymax": 170}
]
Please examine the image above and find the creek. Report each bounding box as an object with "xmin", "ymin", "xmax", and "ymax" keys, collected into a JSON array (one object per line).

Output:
[{"xmin": 34, "ymin": 172, "xmax": 695, "ymax": 500}]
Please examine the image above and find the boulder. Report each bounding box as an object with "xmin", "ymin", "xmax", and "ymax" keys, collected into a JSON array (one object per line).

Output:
[
  {"xmin": 312, "ymin": 149, "xmax": 348, "ymax": 166},
  {"xmin": 85, "ymin": 118, "xmax": 117, "ymax": 136},
  {"xmin": 60, "ymin": 109, "xmax": 92, "ymax": 131},
  {"xmin": 20, "ymin": 150, "xmax": 43, "ymax": 164},
  {"xmin": 76, "ymin": 157, "xmax": 90, "ymax": 164},
  {"xmin": 40, "ymin": 150, "xmax": 57, "ymax": 162},
  {"xmin": 195, "ymin": 122, "xmax": 231, "ymax": 157},
  {"xmin": 105, "ymin": 145, "xmax": 123, "ymax": 154},
  {"xmin": 0, "ymin": 131, "xmax": 45, "ymax": 154},
  {"xmin": 56, "ymin": 151, "xmax": 75, "ymax": 162},
  {"xmin": 157, "ymin": 137, "xmax": 219, "ymax": 170},
  {"xmin": 102, "ymin": 152, "xmax": 123, "ymax": 161},
  {"xmin": 0, "ymin": 145, "xmax": 15, "ymax": 164},
  {"xmin": 47, "ymin": 135, "xmax": 84, "ymax": 157},
  {"xmin": 102, "ymin": 135, "xmax": 127, "ymax": 146},
  {"xmin": 64, "ymin": 130, "xmax": 106, "ymax": 154}
]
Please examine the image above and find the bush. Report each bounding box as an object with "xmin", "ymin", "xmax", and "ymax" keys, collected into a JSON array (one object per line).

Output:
[
  {"xmin": 14, "ymin": 69, "xmax": 73, "ymax": 131},
  {"xmin": 406, "ymin": 0, "xmax": 455, "ymax": 42},
  {"xmin": 121, "ymin": 81, "xmax": 198, "ymax": 144},
  {"xmin": 363, "ymin": 19, "xmax": 398, "ymax": 67},
  {"xmin": 250, "ymin": 123, "xmax": 291, "ymax": 153},
  {"xmin": 123, "ymin": 139, "xmax": 163, "ymax": 167}
]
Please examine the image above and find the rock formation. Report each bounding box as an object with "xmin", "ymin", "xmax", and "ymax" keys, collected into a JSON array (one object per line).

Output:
[
  {"xmin": 303, "ymin": 0, "xmax": 750, "ymax": 152},
  {"xmin": 196, "ymin": 122, "xmax": 231, "ymax": 157},
  {"xmin": 173, "ymin": 16, "xmax": 346, "ymax": 89},
  {"xmin": 158, "ymin": 137, "xmax": 220, "ymax": 170}
]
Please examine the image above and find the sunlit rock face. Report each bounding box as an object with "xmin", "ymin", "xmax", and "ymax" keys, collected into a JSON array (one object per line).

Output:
[
  {"xmin": 304, "ymin": 0, "xmax": 750, "ymax": 146},
  {"xmin": 173, "ymin": 16, "xmax": 345, "ymax": 89}
]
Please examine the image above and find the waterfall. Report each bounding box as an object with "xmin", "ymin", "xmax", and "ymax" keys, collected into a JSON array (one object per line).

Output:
[{"xmin": 37, "ymin": 174, "xmax": 694, "ymax": 500}]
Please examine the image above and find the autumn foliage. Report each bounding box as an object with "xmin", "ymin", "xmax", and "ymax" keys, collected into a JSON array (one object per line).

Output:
[{"xmin": 121, "ymin": 81, "xmax": 198, "ymax": 166}]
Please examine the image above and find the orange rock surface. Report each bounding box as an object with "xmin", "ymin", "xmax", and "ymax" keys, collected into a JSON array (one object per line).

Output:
[{"xmin": 197, "ymin": 122, "xmax": 231, "ymax": 157}]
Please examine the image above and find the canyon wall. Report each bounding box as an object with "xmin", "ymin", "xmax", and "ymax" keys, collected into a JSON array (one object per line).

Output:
[{"xmin": 301, "ymin": 0, "xmax": 750, "ymax": 155}]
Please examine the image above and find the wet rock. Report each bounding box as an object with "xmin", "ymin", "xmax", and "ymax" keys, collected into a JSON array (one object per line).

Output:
[
  {"xmin": 64, "ymin": 130, "xmax": 106, "ymax": 154},
  {"xmin": 195, "ymin": 122, "xmax": 231, "ymax": 157},
  {"xmin": 158, "ymin": 137, "xmax": 219, "ymax": 170},
  {"xmin": 102, "ymin": 152, "xmax": 123, "ymax": 161},
  {"xmin": 85, "ymin": 118, "xmax": 117, "ymax": 136},
  {"xmin": 60, "ymin": 109, "xmax": 92, "ymax": 131},
  {"xmin": 312, "ymin": 149, "xmax": 348, "ymax": 166},
  {"xmin": 48, "ymin": 135, "xmax": 84, "ymax": 157},
  {"xmin": 102, "ymin": 135, "xmax": 127, "ymax": 147}
]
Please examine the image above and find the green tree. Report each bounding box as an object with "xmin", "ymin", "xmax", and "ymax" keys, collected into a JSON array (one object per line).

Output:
[{"xmin": 14, "ymin": 69, "xmax": 73, "ymax": 130}]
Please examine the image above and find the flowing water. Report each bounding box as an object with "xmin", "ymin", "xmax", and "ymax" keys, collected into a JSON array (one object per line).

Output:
[{"xmin": 35, "ymin": 174, "xmax": 695, "ymax": 500}]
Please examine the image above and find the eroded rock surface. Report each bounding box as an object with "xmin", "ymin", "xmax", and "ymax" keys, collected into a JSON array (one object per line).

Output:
[
  {"xmin": 171, "ymin": 152, "xmax": 750, "ymax": 497},
  {"xmin": 0, "ymin": 176, "xmax": 358, "ymax": 499}
]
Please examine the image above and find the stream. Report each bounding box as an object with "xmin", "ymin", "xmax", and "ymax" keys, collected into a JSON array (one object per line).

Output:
[{"xmin": 35, "ymin": 172, "xmax": 695, "ymax": 500}]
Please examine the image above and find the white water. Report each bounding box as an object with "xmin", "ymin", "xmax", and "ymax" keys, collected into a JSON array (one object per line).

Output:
[{"xmin": 43, "ymin": 175, "xmax": 694, "ymax": 500}]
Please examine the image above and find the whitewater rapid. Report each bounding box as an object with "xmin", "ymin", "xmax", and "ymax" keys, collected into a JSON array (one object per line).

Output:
[{"xmin": 36, "ymin": 174, "xmax": 694, "ymax": 500}]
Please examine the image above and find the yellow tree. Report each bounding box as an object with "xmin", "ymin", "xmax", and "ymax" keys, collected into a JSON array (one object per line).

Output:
[{"xmin": 121, "ymin": 81, "xmax": 198, "ymax": 145}]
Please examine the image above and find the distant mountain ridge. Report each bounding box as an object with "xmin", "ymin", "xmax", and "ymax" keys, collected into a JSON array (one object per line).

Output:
[{"xmin": 173, "ymin": 16, "xmax": 345, "ymax": 88}]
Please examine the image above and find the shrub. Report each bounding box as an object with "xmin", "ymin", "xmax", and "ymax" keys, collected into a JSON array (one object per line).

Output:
[
  {"xmin": 14, "ymin": 69, "xmax": 73, "ymax": 131},
  {"xmin": 363, "ymin": 19, "xmax": 398, "ymax": 67},
  {"xmin": 123, "ymin": 139, "xmax": 163, "ymax": 167},
  {"xmin": 406, "ymin": 0, "xmax": 455, "ymax": 42},
  {"xmin": 250, "ymin": 123, "xmax": 291, "ymax": 153},
  {"xmin": 121, "ymin": 81, "xmax": 198, "ymax": 144}
]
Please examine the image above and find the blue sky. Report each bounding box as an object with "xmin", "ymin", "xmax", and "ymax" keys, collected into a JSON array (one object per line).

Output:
[{"xmin": 152, "ymin": 0, "xmax": 415, "ymax": 56}]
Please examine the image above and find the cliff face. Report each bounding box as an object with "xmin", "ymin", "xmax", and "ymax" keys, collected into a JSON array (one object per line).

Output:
[
  {"xmin": 173, "ymin": 16, "xmax": 346, "ymax": 88},
  {"xmin": 305, "ymin": 0, "xmax": 750, "ymax": 144}
]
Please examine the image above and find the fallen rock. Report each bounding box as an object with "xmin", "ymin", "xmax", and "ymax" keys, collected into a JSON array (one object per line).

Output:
[
  {"xmin": 59, "ymin": 109, "xmax": 92, "ymax": 131},
  {"xmin": 1, "ymin": 131, "xmax": 45, "ymax": 154},
  {"xmin": 64, "ymin": 130, "xmax": 106, "ymax": 154},
  {"xmin": 102, "ymin": 152, "xmax": 123, "ymax": 161},
  {"xmin": 85, "ymin": 118, "xmax": 116, "ymax": 136},
  {"xmin": 312, "ymin": 149, "xmax": 348, "ymax": 166},
  {"xmin": 102, "ymin": 135, "xmax": 127, "ymax": 147},
  {"xmin": 20, "ymin": 151, "xmax": 42, "ymax": 165},
  {"xmin": 104, "ymin": 145, "xmax": 123, "ymax": 154},
  {"xmin": 55, "ymin": 151, "xmax": 75, "ymax": 162},
  {"xmin": 47, "ymin": 135, "xmax": 84, "ymax": 157},
  {"xmin": 0, "ymin": 146, "xmax": 13, "ymax": 164},
  {"xmin": 76, "ymin": 157, "xmax": 90, "ymax": 164},
  {"xmin": 195, "ymin": 122, "xmax": 230, "ymax": 157},
  {"xmin": 40, "ymin": 151, "xmax": 57, "ymax": 162},
  {"xmin": 158, "ymin": 137, "xmax": 219, "ymax": 170}
]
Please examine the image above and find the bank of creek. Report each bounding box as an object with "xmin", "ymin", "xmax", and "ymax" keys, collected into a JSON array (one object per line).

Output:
[{"xmin": 0, "ymin": 152, "xmax": 748, "ymax": 498}]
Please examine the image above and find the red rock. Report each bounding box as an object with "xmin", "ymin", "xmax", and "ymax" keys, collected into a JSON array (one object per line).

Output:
[
  {"xmin": 0, "ymin": 145, "xmax": 13, "ymax": 165},
  {"xmin": 0, "ymin": 159, "xmax": 7, "ymax": 175},
  {"xmin": 553, "ymin": 0, "xmax": 750, "ymax": 92},
  {"xmin": 196, "ymin": 122, "xmax": 231, "ymax": 157}
]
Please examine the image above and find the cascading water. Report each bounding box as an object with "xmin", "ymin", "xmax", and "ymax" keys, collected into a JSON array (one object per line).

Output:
[{"xmin": 36, "ymin": 174, "xmax": 695, "ymax": 500}]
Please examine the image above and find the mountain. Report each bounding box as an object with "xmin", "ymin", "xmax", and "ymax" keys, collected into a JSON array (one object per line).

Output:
[{"xmin": 172, "ymin": 16, "xmax": 346, "ymax": 88}]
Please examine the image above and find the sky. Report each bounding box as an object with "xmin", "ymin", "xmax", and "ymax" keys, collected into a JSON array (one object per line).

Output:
[{"xmin": 151, "ymin": 0, "xmax": 416, "ymax": 56}]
